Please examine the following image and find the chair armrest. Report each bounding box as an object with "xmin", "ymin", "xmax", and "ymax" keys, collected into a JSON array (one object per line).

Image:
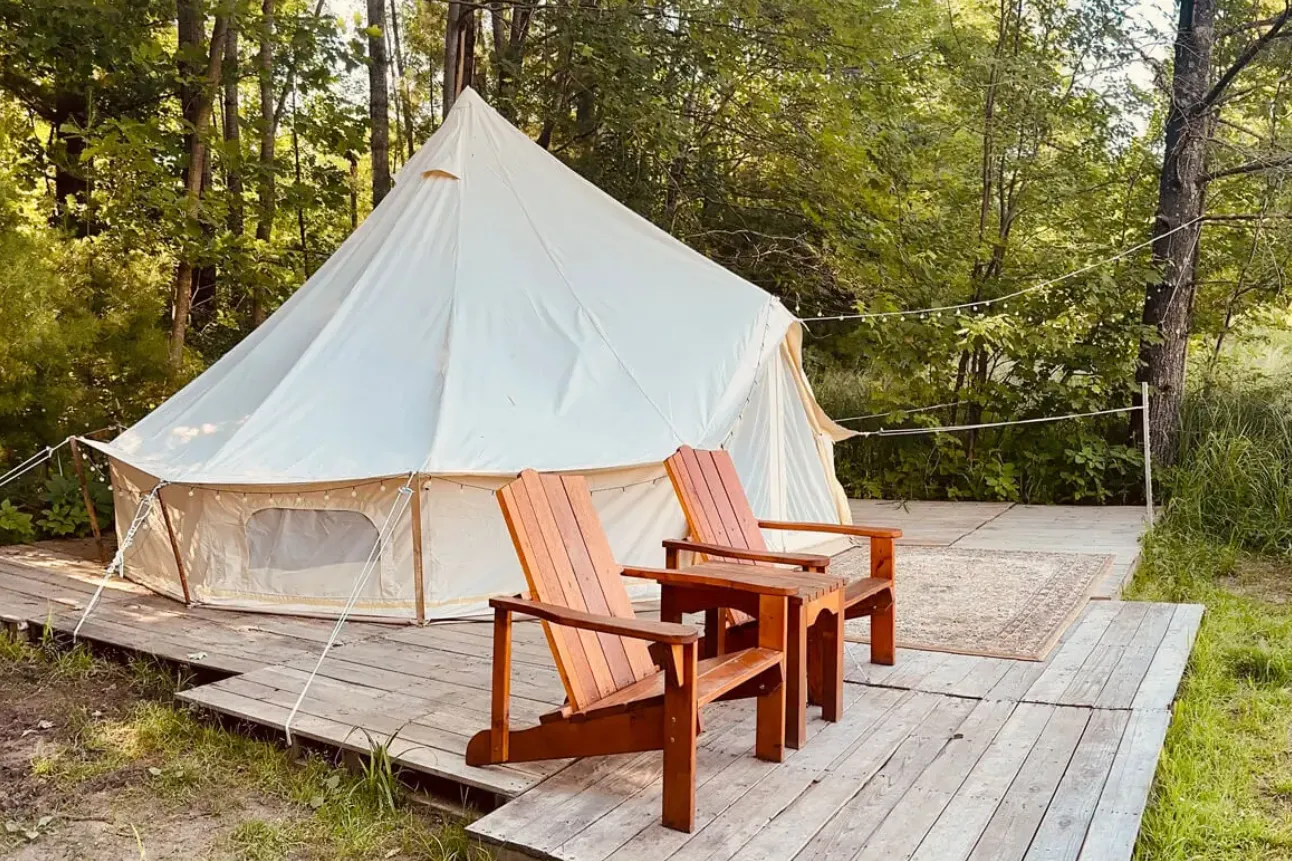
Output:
[
  {"xmin": 622, "ymin": 565, "xmax": 803, "ymax": 597},
  {"xmin": 489, "ymin": 596, "xmax": 698, "ymax": 645},
  {"xmin": 758, "ymin": 520, "xmax": 903, "ymax": 540},
  {"xmin": 662, "ymin": 539, "xmax": 829, "ymax": 570}
]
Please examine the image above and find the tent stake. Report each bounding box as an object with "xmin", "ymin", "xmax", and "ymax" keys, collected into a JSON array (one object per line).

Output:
[
  {"xmin": 69, "ymin": 438, "xmax": 108, "ymax": 564},
  {"xmin": 158, "ymin": 488, "xmax": 192, "ymax": 604},
  {"xmin": 410, "ymin": 475, "xmax": 426, "ymax": 625}
]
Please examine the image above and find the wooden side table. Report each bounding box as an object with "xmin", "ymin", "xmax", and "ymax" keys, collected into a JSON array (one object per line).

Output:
[{"xmin": 657, "ymin": 562, "xmax": 846, "ymax": 749}]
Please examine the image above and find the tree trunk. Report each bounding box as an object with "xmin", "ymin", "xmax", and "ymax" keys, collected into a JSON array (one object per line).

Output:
[
  {"xmin": 368, "ymin": 0, "xmax": 391, "ymax": 206},
  {"xmin": 169, "ymin": 12, "xmax": 230, "ymax": 372},
  {"xmin": 178, "ymin": 0, "xmax": 218, "ymax": 328},
  {"xmin": 442, "ymin": 0, "xmax": 460, "ymax": 119},
  {"xmin": 253, "ymin": 0, "xmax": 277, "ymax": 327},
  {"xmin": 49, "ymin": 89, "xmax": 92, "ymax": 235},
  {"xmin": 348, "ymin": 152, "xmax": 359, "ymax": 229},
  {"xmin": 1135, "ymin": 0, "xmax": 1214, "ymax": 463},
  {"xmin": 223, "ymin": 19, "xmax": 244, "ymax": 236},
  {"xmin": 388, "ymin": 0, "xmax": 414, "ymax": 158},
  {"xmin": 442, "ymin": 1, "xmax": 474, "ymax": 119},
  {"xmin": 492, "ymin": 2, "xmax": 533, "ymax": 122},
  {"xmin": 291, "ymin": 87, "xmax": 310, "ymax": 272}
]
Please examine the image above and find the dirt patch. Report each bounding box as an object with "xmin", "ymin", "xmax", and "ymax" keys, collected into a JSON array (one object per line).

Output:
[
  {"xmin": 0, "ymin": 650, "xmax": 136, "ymax": 820},
  {"xmin": 0, "ymin": 651, "xmax": 304, "ymax": 859},
  {"xmin": 0, "ymin": 636, "xmax": 472, "ymax": 860},
  {"xmin": 1219, "ymin": 557, "xmax": 1292, "ymax": 606}
]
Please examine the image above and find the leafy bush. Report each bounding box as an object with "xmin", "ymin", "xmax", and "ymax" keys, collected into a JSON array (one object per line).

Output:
[
  {"xmin": 815, "ymin": 366, "xmax": 1145, "ymax": 504},
  {"xmin": 36, "ymin": 472, "xmax": 114, "ymax": 538},
  {"xmin": 0, "ymin": 498, "xmax": 34, "ymax": 543}
]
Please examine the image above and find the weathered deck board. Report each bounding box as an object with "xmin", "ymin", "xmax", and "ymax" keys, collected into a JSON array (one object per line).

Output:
[
  {"xmin": 468, "ymin": 599, "xmax": 1202, "ymax": 861},
  {"xmin": 0, "ymin": 503, "xmax": 1188, "ymax": 861},
  {"xmin": 845, "ymin": 502, "xmax": 1145, "ymax": 598}
]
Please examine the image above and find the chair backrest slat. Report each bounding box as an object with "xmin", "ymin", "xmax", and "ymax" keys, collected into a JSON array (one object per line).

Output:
[
  {"xmin": 666, "ymin": 446, "xmax": 766, "ymax": 554},
  {"xmin": 498, "ymin": 470, "xmax": 656, "ymax": 711}
]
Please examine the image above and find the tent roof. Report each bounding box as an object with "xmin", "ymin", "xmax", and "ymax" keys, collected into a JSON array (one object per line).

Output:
[{"xmin": 94, "ymin": 88, "xmax": 796, "ymax": 484}]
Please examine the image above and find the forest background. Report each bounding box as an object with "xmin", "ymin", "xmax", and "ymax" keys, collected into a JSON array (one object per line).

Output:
[{"xmin": 0, "ymin": 0, "xmax": 1290, "ymax": 539}]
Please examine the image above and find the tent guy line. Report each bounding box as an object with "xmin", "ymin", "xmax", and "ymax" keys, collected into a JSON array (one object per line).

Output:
[
  {"xmin": 0, "ymin": 436, "xmax": 71, "ymax": 491},
  {"xmin": 72, "ymin": 481, "xmax": 167, "ymax": 640},
  {"xmin": 798, "ymin": 215, "xmax": 1205, "ymax": 323},
  {"xmin": 284, "ymin": 472, "xmax": 417, "ymax": 745}
]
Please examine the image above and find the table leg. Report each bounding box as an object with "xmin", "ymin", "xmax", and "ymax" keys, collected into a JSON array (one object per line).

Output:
[
  {"xmin": 660, "ymin": 585, "xmax": 682, "ymax": 625},
  {"xmin": 821, "ymin": 600, "xmax": 844, "ymax": 722},
  {"xmin": 806, "ymin": 614, "xmax": 824, "ymax": 707},
  {"xmin": 786, "ymin": 600, "xmax": 808, "ymax": 749}
]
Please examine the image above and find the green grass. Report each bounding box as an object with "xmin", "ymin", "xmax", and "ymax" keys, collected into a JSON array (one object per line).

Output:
[
  {"xmin": 1163, "ymin": 380, "xmax": 1292, "ymax": 553},
  {"xmin": 1128, "ymin": 532, "xmax": 1292, "ymax": 860},
  {"xmin": 0, "ymin": 628, "xmax": 486, "ymax": 860},
  {"xmin": 1127, "ymin": 367, "xmax": 1292, "ymax": 858}
]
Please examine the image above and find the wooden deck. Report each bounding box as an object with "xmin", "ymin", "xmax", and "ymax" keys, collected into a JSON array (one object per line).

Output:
[
  {"xmin": 0, "ymin": 500, "xmax": 1195, "ymax": 861},
  {"xmin": 847, "ymin": 501, "xmax": 1146, "ymax": 598},
  {"xmin": 468, "ymin": 600, "xmax": 1201, "ymax": 861}
]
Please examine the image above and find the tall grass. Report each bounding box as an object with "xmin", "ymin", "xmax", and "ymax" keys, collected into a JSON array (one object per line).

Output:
[{"xmin": 1164, "ymin": 378, "xmax": 1292, "ymax": 554}]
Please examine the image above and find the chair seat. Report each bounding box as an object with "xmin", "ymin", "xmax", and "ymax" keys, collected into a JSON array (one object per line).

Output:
[{"xmin": 574, "ymin": 647, "xmax": 782, "ymax": 720}]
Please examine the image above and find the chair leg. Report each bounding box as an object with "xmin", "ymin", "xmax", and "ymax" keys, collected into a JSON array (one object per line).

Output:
[
  {"xmin": 871, "ymin": 599, "xmax": 896, "ymax": 666},
  {"xmin": 662, "ymin": 642, "xmax": 698, "ymax": 832},
  {"xmin": 870, "ymin": 538, "xmax": 896, "ymax": 666}
]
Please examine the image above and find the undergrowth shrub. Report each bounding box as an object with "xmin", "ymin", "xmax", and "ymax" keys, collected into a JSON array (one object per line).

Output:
[
  {"xmin": 815, "ymin": 367, "xmax": 1144, "ymax": 504},
  {"xmin": 1162, "ymin": 378, "xmax": 1292, "ymax": 554}
]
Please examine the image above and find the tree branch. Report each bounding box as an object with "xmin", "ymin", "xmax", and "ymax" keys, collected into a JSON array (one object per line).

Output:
[
  {"xmin": 1200, "ymin": 3, "xmax": 1292, "ymax": 110},
  {"xmin": 1204, "ymin": 152, "xmax": 1292, "ymax": 181}
]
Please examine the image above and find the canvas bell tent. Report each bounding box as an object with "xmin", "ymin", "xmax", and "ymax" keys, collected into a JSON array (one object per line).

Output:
[{"xmin": 84, "ymin": 88, "xmax": 853, "ymax": 621}]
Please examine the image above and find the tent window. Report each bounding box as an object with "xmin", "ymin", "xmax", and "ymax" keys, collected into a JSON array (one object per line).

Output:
[{"xmin": 246, "ymin": 508, "xmax": 380, "ymax": 593}]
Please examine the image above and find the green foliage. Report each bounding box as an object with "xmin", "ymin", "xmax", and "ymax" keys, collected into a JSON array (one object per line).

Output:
[
  {"xmin": 35, "ymin": 472, "xmax": 113, "ymax": 538},
  {"xmin": 1128, "ymin": 369, "xmax": 1292, "ymax": 858},
  {"xmin": 1129, "ymin": 531, "xmax": 1292, "ymax": 859},
  {"xmin": 1160, "ymin": 377, "xmax": 1292, "ymax": 554},
  {"xmin": 0, "ymin": 498, "xmax": 35, "ymax": 544},
  {"xmin": 350, "ymin": 730, "xmax": 402, "ymax": 814},
  {"xmin": 816, "ymin": 366, "xmax": 1146, "ymax": 503},
  {"xmin": 0, "ymin": 0, "xmax": 1287, "ymax": 513}
]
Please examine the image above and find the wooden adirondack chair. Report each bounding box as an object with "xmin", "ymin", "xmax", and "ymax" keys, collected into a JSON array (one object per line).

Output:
[
  {"xmin": 663, "ymin": 446, "xmax": 900, "ymax": 667},
  {"xmin": 465, "ymin": 469, "xmax": 792, "ymax": 833}
]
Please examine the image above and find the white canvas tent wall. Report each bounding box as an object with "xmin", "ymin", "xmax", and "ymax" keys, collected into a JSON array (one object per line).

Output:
[{"xmin": 85, "ymin": 88, "xmax": 854, "ymax": 621}]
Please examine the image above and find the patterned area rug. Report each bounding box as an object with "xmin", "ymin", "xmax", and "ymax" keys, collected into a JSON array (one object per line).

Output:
[{"xmin": 834, "ymin": 543, "xmax": 1113, "ymax": 661}]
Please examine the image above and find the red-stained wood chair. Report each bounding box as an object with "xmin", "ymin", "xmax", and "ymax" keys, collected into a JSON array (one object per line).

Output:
[
  {"xmin": 663, "ymin": 446, "xmax": 900, "ymax": 670},
  {"xmin": 465, "ymin": 469, "xmax": 792, "ymax": 833}
]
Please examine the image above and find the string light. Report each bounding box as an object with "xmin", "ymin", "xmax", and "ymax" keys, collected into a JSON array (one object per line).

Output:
[{"xmin": 801, "ymin": 217, "xmax": 1204, "ymax": 325}]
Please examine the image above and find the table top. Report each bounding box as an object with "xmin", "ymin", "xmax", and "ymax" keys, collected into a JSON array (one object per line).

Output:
[{"xmin": 673, "ymin": 561, "xmax": 844, "ymax": 603}]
